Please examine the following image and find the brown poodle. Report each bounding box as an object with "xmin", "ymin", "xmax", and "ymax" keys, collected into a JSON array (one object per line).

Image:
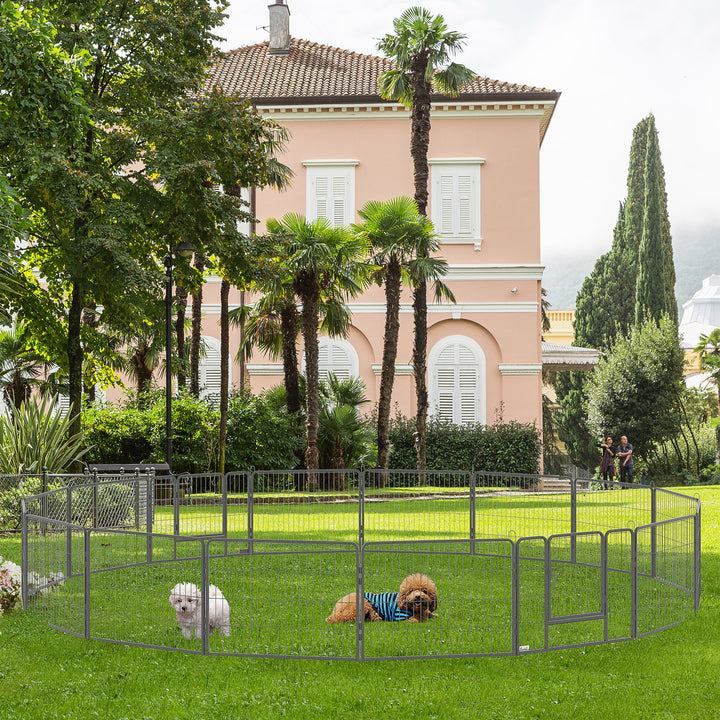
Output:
[{"xmin": 326, "ymin": 573, "xmax": 438, "ymax": 623}]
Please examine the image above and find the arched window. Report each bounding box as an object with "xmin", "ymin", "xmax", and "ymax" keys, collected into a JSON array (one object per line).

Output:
[
  {"xmin": 429, "ymin": 336, "xmax": 486, "ymax": 425},
  {"xmin": 303, "ymin": 337, "xmax": 359, "ymax": 381},
  {"xmin": 199, "ymin": 336, "xmax": 222, "ymax": 401}
]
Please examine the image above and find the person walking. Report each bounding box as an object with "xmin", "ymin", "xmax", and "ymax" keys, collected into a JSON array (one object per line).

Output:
[
  {"xmin": 616, "ymin": 435, "xmax": 633, "ymax": 484},
  {"xmin": 598, "ymin": 436, "xmax": 616, "ymax": 488}
]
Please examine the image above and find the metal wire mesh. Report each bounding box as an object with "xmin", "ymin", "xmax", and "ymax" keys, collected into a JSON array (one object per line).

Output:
[{"xmin": 20, "ymin": 471, "xmax": 701, "ymax": 660}]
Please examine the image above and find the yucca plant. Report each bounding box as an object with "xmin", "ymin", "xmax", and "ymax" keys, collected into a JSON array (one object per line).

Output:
[{"xmin": 0, "ymin": 395, "xmax": 89, "ymax": 473}]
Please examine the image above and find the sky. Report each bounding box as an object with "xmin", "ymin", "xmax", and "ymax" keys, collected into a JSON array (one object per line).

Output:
[{"xmin": 215, "ymin": 0, "xmax": 720, "ymax": 262}]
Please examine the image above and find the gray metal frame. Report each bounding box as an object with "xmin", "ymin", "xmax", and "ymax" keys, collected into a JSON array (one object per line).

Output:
[{"xmin": 19, "ymin": 470, "xmax": 701, "ymax": 660}]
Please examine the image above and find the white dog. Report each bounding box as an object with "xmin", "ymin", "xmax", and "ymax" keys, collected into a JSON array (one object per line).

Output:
[{"xmin": 169, "ymin": 582, "xmax": 231, "ymax": 639}]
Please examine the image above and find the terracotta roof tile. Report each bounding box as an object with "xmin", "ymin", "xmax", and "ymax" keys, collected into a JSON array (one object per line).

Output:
[{"xmin": 208, "ymin": 38, "xmax": 559, "ymax": 104}]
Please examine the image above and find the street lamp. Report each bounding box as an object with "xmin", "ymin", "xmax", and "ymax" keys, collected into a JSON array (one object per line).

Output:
[{"xmin": 165, "ymin": 240, "xmax": 196, "ymax": 472}]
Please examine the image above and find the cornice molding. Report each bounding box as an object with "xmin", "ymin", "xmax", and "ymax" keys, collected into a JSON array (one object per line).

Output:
[
  {"xmin": 444, "ymin": 264, "xmax": 544, "ymax": 281},
  {"xmin": 246, "ymin": 363, "xmax": 283, "ymax": 376},
  {"xmin": 498, "ymin": 363, "xmax": 543, "ymax": 375},
  {"xmin": 370, "ymin": 363, "xmax": 413, "ymax": 376},
  {"xmin": 349, "ymin": 302, "xmax": 538, "ymax": 314},
  {"xmin": 257, "ymin": 102, "xmax": 555, "ymax": 122}
]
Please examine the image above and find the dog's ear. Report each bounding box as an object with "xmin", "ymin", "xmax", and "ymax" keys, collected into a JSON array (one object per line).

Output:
[
  {"xmin": 396, "ymin": 576, "xmax": 410, "ymax": 609},
  {"xmin": 428, "ymin": 582, "xmax": 438, "ymax": 613}
]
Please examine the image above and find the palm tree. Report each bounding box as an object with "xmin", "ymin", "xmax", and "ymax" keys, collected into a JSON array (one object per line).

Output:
[
  {"xmin": 0, "ymin": 319, "xmax": 68, "ymax": 417},
  {"xmin": 377, "ymin": 7, "xmax": 475, "ymax": 470},
  {"xmin": 0, "ymin": 320, "xmax": 58, "ymax": 411},
  {"xmin": 694, "ymin": 329, "xmax": 720, "ymax": 419},
  {"xmin": 354, "ymin": 196, "xmax": 448, "ymax": 468},
  {"xmin": 265, "ymin": 213, "xmax": 369, "ymax": 471}
]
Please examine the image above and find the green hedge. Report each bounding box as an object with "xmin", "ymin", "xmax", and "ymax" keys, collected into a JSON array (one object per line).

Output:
[
  {"xmin": 387, "ymin": 416, "xmax": 541, "ymax": 474},
  {"xmin": 82, "ymin": 390, "xmax": 303, "ymax": 474},
  {"xmin": 83, "ymin": 394, "xmax": 541, "ymax": 475}
]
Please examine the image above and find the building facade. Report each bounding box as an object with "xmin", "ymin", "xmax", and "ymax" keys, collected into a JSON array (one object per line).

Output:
[{"xmin": 194, "ymin": 2, "xmax": 561, "ymax": 430}]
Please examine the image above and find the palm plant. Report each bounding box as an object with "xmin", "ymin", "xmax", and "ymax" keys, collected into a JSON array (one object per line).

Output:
[
  {"xmin": 265, "ymin": 213, "xmax": 369, "ymax": 471},
  {"xmin": 377, "ymin": 6, "xmax": 476, "ymax": 470},
  {"xmin": 694, "ymin": 329, "xmax": 720, "ymax": 418},
  {"xmin": 0, "ymin": 320, "xmax": 58, "ymax": 411},
  {"xmin": 318, "ymin": 375, "xmax": 376, "ymax": 481},
  {"xmin": 354, "ymin": 196, "xmax": 450, "ymax": 468}
]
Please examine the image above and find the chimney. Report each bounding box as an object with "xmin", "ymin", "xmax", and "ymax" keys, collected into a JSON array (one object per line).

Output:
[{"xmin": 268, "ymin": 1, "xmax": 290, "ymax": 56}]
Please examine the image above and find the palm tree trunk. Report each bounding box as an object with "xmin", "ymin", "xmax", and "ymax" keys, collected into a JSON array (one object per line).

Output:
[
  {"xmin": 413, "ymin": 282, "xmax": 428, "ymax": 470},
  {"xmin": 218, "ymin": 278, "xmax": 230, "ymax": 474},
  {"xmin": 175, "ymin": 285, "xmax": 188, "ymax": 389},
  {"xmin": 377, "ymin": 258, "xmax": 401, "ymax": 469},
  {"xmin": 410, "ymin": 63, "xmax": 432, "ymax": 471},
  {"xmin": 190, "ymin": 254, "xmax": 204, "ymax": 397},
  {"xmin": 301, "ymin": 286, "xmax": 321, "ymax": 473},
  {"xmin": 280, "ymin": 304, "xmax": 301, "ymax": 416}
]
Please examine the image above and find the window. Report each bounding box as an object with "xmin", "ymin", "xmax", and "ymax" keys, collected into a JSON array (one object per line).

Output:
[
  {"xmin": 429, "ymin": 336, "xmax": 486, "ymax": 425},
  {"xmin": 303, "ymin": 161, "xmax": 358, "ymax": 227},
  {"xmin": 303, "ymin": 337, "xmax": 359, "ymax": 381},
  {"xmin": 429, "ymin": 159, "xmax": 483, "ymax": 246},
  {"xmin": 199, "ymin": 336, "xmax": 222, "ymax": 401},
  {"xmin": 238, "ymin": 187, "xmax": 251, "ymax": 236}
]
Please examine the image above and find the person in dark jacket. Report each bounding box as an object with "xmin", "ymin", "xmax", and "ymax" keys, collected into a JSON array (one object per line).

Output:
[
  {"xmin": 617, "ymin": 436, "xmax": 634, "ymax": 484},
  {"xmin": 598, "ymin": 436, "xmax": 616, "ymax": 488}
]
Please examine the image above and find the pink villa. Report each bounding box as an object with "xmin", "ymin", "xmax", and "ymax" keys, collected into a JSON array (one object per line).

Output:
[{"xmin": 193, "ymin": 1, "xmax": 564, "ymax": 433}]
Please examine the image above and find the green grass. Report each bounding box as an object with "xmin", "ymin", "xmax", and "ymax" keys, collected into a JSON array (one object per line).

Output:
[{"xmin": 0, "ymin": 485, "xmax": 716, "ymax": 720}]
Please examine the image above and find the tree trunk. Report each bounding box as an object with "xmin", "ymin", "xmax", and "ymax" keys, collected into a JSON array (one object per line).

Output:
[
  {"xmin": 131, "ymin": 344, "xmax": 154, "ymax": 396},
  {"xmin": 82, "ymin": 304, "xmax": 98, "ymax": 405},
  {"xmin": 280, "ymin": 304, "xmax": 301, "ymax": 416},
  {"xmin": 218, "ymin": 278, "xmax": 230, "ymax": 474},
  {"xmin": 300, "ymin": 283, "xmax": 321, "ymax": 473},
  {"xmin": 175, "ymin": 285, "xmax": 188, "ymax": 389},
  {"xmin": 377, "ymin": 258, "xmax": 401, "ymax": 470},
  {"xmin": 67, "ymin": 280, "xmax": 84, "ymax": 470},
  {"xmin": 413, "ymin": 281, "xmax": 428, "ymax": 471},
  {"xmin": 410, "ymin": 60, "xmax": 432, "ymax": 471},
  {"xmin": 190, "ymin": 254, "xmax": 204, "ymax": 397}
]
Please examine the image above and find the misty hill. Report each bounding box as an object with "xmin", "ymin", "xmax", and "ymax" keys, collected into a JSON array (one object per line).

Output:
[{"xmin": 542, "ymin": 224, "xmax": 720, "ymax": 312}]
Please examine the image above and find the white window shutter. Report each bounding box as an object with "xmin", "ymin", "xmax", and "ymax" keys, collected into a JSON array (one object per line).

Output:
[
  {"xmin": 305, "ymin": 163, "xmax": 356, "ymax": 227},
  {"xmin": 318, "ymin": 341, "xmax": 352, "ymax": 380},
  {"xmin": 457, "ymin": 175, "xmax": 473, "ymax": 235},
  {"xmin": 430, "ymin": 162, "xmax": 482, "ymax": 242},
  {"xmin": 200, "ymin": 338, "xmax": 222, "ymax": 401},
  {"xmin": 432, "ymin": 340, "xmax": 481, "ymax": 425}
]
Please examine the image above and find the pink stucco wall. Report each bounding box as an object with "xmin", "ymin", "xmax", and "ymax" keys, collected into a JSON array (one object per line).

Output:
[{"xmin": 185, "ymin": 105, "xmax": 547, "ymax": 432}]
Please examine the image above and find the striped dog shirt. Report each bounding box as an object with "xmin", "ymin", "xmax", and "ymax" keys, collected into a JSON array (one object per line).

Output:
[{"xmin": 364, "ymin": 591, "xmax": 412, "ymax": 621}]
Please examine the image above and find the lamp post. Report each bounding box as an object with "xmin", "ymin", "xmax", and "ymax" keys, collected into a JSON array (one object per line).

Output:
[{"xmin": 164, "ymin": 241, "xmax": 195, "ymax": 472}]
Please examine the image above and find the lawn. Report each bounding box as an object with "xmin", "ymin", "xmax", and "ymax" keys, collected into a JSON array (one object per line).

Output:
[{"xmin": 0, "ymin": 485, "xmax": 716, "ymax": 720}]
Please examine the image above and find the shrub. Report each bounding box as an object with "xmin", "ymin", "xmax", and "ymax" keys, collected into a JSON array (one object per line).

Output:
[
  {"xmin": 224, "ymin": 390, "xmax": 304, "ymax": 475},
  {"xmin": 0, "ymin": 477, "xmax": 62, "ymax": 531},
  {"xmin": 0, "ymin": 396, "xmax": 89, "ymax": 473},
  {"xmin": 82, "ymin": 401, "xmax": 156, "ymax": 465},
  {"xmin": 83, "ymin": 391, "xmax": 219, "ymax": 474},
  {"xmin": 146, "ymin": 392, "xmax": 219, "ymax": 474},
  {"xmin": 387, "ymin": 415, "xmax": 541, "ymax": 474}
]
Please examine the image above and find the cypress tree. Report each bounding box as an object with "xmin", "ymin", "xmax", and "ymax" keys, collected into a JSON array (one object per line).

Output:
[
  {"xmin": 614, "ymin": 116, "xmax": 649, "ymax": 335},
  {"xmin": 554, "ymin": 114, "xmax": 678, "ymax": 472},
  {"xmin": 634, "ymin": 119, "xmax": 665, "ymax": 325}
]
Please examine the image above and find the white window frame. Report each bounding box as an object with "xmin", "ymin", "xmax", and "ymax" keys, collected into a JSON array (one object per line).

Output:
[
  {"xmin": 429, "ymin": 158, "xmax": 484, "ymax": 249},
  {"xmin": 428, "ymin": 335, "xmax": 486, "ymax": 425},
  {"xmin": 302, "ymin": 337, "xmax": 359, "ymax": 381},
  {"xmin": 303, "ymin": 160, "xmax": 359, "ymax": 227}
]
